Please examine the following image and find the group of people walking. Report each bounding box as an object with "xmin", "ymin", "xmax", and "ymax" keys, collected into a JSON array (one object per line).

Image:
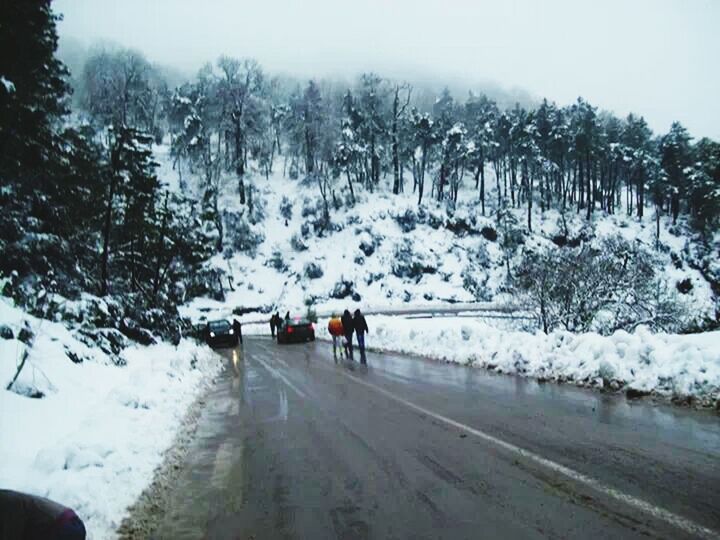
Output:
[
  {"xmin": 328, "ymin": 309, "xmax": 369, "ymax": 364},
  {"xmin": 267, "ymin": 307, "xmax": 369, "ymax": 364}
]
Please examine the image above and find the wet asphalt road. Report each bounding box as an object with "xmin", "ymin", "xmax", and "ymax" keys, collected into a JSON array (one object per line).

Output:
[{"xmin": 155, "ymin": 338, "xmax": 720, "ymax": 540}]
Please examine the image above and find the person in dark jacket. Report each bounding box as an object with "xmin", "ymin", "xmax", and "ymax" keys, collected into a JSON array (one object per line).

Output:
[
  {"xmin": 271, "ymin": 313, "xmax": 282, "ymax": 339},
  {"xmin": 0, "ymin": 489, "xmax": 86, "ymax": 540},
  {"xmin": 269, "ymin": 315, "xmax": 276, "ymax": 338},
  {"xmin": 232, "ymin": 318, "xmax": 243, "ymax": 344},
  {"xmin": 341, "ymin": 309, "xmax": 354, "ymax": 360},
  {"xmin": 353, "ymin": 309, "xmax": 369, "ymax": 364}
]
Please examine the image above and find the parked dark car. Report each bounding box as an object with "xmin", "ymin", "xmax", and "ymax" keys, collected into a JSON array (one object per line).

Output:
[
  {"xmin": 277, "ymin": 318, "xmax": 315, "ymax": 344},
  {"xmin": 205, "ymin": 319, "xmax": 239, "ymax": 348}
]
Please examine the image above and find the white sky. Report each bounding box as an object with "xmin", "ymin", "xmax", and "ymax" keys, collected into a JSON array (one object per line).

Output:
[{"xmin": 54, "ymin": 0, "xmax": 720, "ymax": 139}]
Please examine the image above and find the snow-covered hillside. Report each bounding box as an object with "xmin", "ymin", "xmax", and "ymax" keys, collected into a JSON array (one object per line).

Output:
[
  {"xmin": 168, "ymin": 145, "xmax": 718, "ymax": 406},
  {"xmin": 164, "ymin": 144, "xmax": 717, "ymax": 330},
  {"xmin": 0, "ymin": 293, "xmax": 223, "ymax": 539}
]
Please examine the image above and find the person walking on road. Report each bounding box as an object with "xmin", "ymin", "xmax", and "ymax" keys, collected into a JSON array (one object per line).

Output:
[
  {"xmin": 328, "ymin": 314, "xmax": 345, "ymax": 362},
  {"xmin": 232, "ymin": 318, "xmax": 243, "ymax": 345},
  {"xmin": 353, "ymin": 309, "xmax": 369, "ymax": 364},
  {"xmin": 269, "ymin": 314, "xmax": 276, "ymax": 338},
  {"xmin": 273, "ymin": 312, "xmax": 281, "ymax": 339},
  {"xmin": 341, "ymin": 309, "xmax": 354, "ymax": 360}
]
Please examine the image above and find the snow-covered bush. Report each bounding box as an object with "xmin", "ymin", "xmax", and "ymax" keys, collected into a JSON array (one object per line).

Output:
[
  {"xmin": 247, "ymin": 187, "xmax": 267, "ymax": 224},
  {"xmin": 446, "ymin": 214, "xmax": 480, "ymax": 237},
  {"xmin": 223, "ymin": 210, "xmax": 265, "ymax": 254},
  {"xmin": 359, "ymin": 238, "xmax": 375, "ymax": 256},
  {"xmin": 394, "ymin": 208, "xmax": 418, "ymax": 232},
  {"xmin": 470, "ymin": 242, "xmax": 491, "ymax": 268},
  {"xmin": 279, "ymin": 195, "xmax": 293, "ymax": 220},
  {"xmin": 304, "ymin": 262, "xmax": 324, "ymax": 279},
  {"xmin": 301, "ymin": 197, "xmax": 318, "ymax": 217},
  {"xmin": 514, "ymin": 236, "xmax": 687, "ymax": 334},
  {"xmin": 291, "ymin": 233, "xmax": 309, "ymax": 252},
  {"xmin": 462, "ymin": 266, "xmax": 492, "ymax": 301},
  {"xmin": 391, "ymin": 238, "xmax": 437, "ymax": 280},
  {"xmin": 265, "ymin": 250, "xmax": 288, "ymax": 272},
  {"xmin": 479, "ymin": 226, "xmax": 497, "ymax": 242},
  {"xmin": 330, "ymin": 278, "xmax": 355, "ymax": 299},
  {"xmin": 185, "ymin": 265, "xmax": 226, "ymax": 301}
]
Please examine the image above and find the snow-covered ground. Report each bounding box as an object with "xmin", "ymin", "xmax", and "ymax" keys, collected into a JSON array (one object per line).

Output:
[
  {"xmin": 0, "ymin": 296, "xmax": 224, "ymax": 539},
  {"xmin": 170, "ymin": 148, "xmax": 718, "ymax": 404},
  {"xmin": 168, "ymin": 145, "xmax": 716, "ymax": 330},
  {"xmin": 312, "ymin": 315, "xmax": 720, "ymax": 406}
]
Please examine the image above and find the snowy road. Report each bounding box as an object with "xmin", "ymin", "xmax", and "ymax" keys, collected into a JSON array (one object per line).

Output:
[{"xmin": 154, "ymin": 338, "xmax": 720, "ymax": 539}]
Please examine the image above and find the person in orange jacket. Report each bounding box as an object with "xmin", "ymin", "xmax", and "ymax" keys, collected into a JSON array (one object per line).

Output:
[{"xmin": 327, "ymin": 314, "xmax": 345, "ymax": 362}]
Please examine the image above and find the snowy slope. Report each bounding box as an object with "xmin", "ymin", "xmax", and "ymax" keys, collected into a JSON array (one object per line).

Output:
[
  {"xmin": 168, "ymin": 147, "xmax": 716, "ymax": 329},
  {"xmin": 171, "ymin": 151, "xmax": 718, "ymax": 405},
  {"xmin": 311, "ymin": 315, "xmax": 720, "ymax": 407},
  {"xmin": 0, "ymin": 295, "xmax": 223, "ymax": 539}
]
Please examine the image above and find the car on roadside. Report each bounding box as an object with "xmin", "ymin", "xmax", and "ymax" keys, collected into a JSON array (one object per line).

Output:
[
  {"xmin": 277, "ymin": 318, "xmax": 315, "ymax": 344},
  {"xmin": 205, "ymin": 319, "xmax": 239, "ymax": 348}
]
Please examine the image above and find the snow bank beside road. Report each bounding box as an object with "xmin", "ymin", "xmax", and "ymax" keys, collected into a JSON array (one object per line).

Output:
[
  {"xmin": 0, "ymin": 298, "xmax": 224, "ymax": 539},
  {"xmin": 318, "ymin": 315, "xmax": 720, "ymax": 406}
]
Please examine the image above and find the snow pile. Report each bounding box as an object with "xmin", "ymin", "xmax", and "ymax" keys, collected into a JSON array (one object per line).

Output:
[
  {"xmin": 318, "ymin": 315, "xmax": 720, "ymax": 405},
  {"xmin": 0, "ymin": 297, "xmax": 224, "ymax": 539}
]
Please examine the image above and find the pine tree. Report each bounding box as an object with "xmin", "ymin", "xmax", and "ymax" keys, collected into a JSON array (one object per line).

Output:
[
  {"xmin": 659, "ymin": 122, "xmax": 692, "ymax": 225},
  {"xmin": 0, "ymin": 0, "xmax": 70, "ymax": 185},
  {"xmin": 688, "ymin": 138, "xmax": 720, "ymax": 236}
]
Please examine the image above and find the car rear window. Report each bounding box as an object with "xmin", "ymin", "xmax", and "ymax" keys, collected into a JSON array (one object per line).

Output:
[
  {"xmin": 209, "ymin": 320, "xmax": 230, "ymax": 331},
  {"xmin": 290, "ymin": 319, "xmax": 311, "ymax": 326}
]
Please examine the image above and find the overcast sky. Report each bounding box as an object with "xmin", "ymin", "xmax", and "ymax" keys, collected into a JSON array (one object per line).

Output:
[{"xmin": 54, "ymin": 0, "xmax": 720, "ymax": 139}]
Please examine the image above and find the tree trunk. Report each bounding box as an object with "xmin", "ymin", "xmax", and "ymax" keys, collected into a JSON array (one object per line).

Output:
[
  {"xmin": 509, "ymin": 157, "xmax": 517, "ymax": 207},
  {"xmin": 101, "ymin": 135, "xmax": 123, "ymax": 297},
  {"xmin": 346, "ymin": 170, "xmax": 355, "ymax": 204},
  {"xmin": 152, "ymin": 193, "xmax": 169, "ymax": 298},
  {"xmin": 100, "ymin": 175, "xmax": 116, "ymax": 297},
  {"xmin": 671, "ymin": 193, "xmax": 680, "ymax": 224},
  {"xmin": 524, "ymin": 160, "xmax": 532, "ymax": 232},
  {"xmin": 493, "ymin": 160, "xmax": 502, "ymax": 206},
  {"xmin": 392, "ymin": 90, "xmax": 400, "ymax": 195},
  {"xmin": 586, "ymin": 153, "xmax": 592, "ymax": 221},
  {"xmin": 418, "ymin": 143, "xmax": 427, "ymax": 205}
]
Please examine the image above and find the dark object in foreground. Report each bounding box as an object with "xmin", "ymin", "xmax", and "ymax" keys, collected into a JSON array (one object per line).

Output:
[
  {"xmin": 0, "ymin": 489, "xmax": 86, "ymax": 540},
  {"xmin": 277, "ymin": 318, "xmax": 315, "ymax": 344},
  {"xmin": 205, "ymin": 319, "xmax": 239, "ymax": 348}
]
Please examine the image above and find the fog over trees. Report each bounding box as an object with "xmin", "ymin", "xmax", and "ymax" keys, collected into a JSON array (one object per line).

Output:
[{"xmin": 2, "ymin": 1, "xmax": 718, "ymax": 338}]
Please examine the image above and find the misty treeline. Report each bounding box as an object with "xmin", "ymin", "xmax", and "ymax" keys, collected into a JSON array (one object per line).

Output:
[
  {"xmin": 75, "ymin": 44, "xmax": 720, "ymax": 241},
  {"xmin": 75, "ymin": 41, "xmax": 719, "ymax": 331},
  {"xmin": 1, "ymin": 2, "xmax": 718, "ymax": 338},
  {"xmin": 71, "ymin": 39, "xmax": 720, "ymax": 245}
]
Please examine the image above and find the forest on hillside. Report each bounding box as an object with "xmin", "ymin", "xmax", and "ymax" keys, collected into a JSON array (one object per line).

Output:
[{"xmin": 1, "ymin": 1, "xmax": 718, "ymax": 341}]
